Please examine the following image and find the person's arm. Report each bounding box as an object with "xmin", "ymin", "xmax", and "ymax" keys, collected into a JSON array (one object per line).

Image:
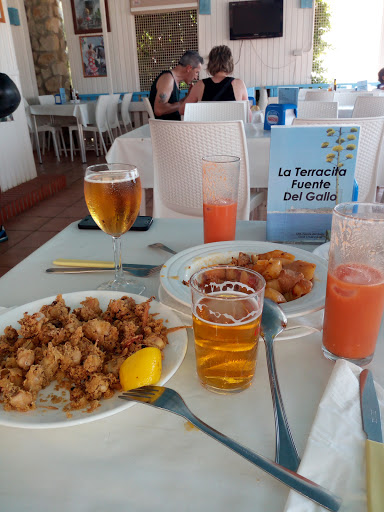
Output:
[
  {"xmin": 179, "ymin": 81, "xmax": 204, "ymax": 115},
  {"xmin": 233, "ymin": 79, "xmax": 252, "ymax": 121},
  {"xmin": 154, "ymin": 73, "xmax": 182, "ymax": 117}
]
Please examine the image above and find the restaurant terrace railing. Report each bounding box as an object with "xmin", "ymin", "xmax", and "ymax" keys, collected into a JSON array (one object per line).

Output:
[{"xmin": 79, "ymin": 82, "xmax": 381, "ymax": 107}]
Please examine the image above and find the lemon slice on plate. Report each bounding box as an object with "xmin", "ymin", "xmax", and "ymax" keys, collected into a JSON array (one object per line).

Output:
[{"xmin": 119, "ymin": 347, "xmax": 162, "ymax": 391}]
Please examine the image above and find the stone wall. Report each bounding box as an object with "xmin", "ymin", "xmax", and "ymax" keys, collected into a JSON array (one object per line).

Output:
[{"xmin": 24, "ymin": 0, "xmax": 70, "ymax": 97}]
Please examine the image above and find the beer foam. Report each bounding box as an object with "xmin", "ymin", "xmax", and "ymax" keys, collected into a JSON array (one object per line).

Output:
[
  {"xmin": 85, "ymin": 170, "xmax": 139, "ymax": 184},
  {"xmin": 193, "ymin": 290, "xmax": 262, "ymax": 326}
]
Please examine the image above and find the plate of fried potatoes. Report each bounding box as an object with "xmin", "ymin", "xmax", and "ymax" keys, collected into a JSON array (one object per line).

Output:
[{"xmin": 160, "ymin": 241, "xmax": 328, "ymax": 318}]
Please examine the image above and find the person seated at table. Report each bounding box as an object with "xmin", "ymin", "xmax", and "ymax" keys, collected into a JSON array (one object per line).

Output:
[
  {"xmin": 378, "ymin": 68, "xmax": 384, "ymax": 89},
  {"xmin": 180, "ymin": 45, "xmax": 251, "ymax": 120},
  {"xmin": 149, "ymin": 50, "xmax": 204, "ymax": 121}
]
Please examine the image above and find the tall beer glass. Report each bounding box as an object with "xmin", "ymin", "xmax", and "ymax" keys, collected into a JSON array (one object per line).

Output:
[
  {"xmin": 84, "ymin": 163, "xmax": 144, "ymax": 294},
  {"xmin": 190, "ymin": 266, "xmax": 265, "ymax": 394}
]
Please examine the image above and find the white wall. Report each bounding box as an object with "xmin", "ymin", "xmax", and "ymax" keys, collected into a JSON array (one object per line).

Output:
[
  {"xmin": 62, "ymin": 0, "xmax": 315, "ymax": 94},
  {"xmin": 11, "ymin": 0, "xmax": 315, "ymax": 97},
  {"xmin": 0, "ymin": 0, "xmax": 37, "ymax": 192}
]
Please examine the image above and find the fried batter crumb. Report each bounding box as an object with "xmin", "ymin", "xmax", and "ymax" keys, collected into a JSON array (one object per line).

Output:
[{"xmin": 0, "ymin": 294, "xmax": 171, "ymax": 414}]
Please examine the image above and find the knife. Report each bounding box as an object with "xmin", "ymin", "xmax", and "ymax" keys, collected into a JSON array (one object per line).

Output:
[
  {"xmin": 52, "ymin": 259, "xmax": 158, "ymax": 270},
  {"xmin": 359, "ymin": 369, "xmax": 384, "ymax": 512}
]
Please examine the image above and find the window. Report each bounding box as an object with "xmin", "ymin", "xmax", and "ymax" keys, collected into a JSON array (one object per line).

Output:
[{"xmin": 134, "ymin": 10, "xmax": 198, "ymax": 91}]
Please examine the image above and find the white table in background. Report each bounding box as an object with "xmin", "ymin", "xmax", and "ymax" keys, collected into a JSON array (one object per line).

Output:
[
  {"xmin": 0, "ymin": 218, "xmax": 383, "ymax": 512},
  {"xmin": 29, "ymin": 101, "xmax": 96, "ymax": 164},
  {"xmin": 106, "ymin": 123, "xmax": 271, "ymax": 213}
]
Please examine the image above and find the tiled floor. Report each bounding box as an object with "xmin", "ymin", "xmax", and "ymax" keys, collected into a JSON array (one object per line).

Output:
[{"xmin": 0, "ymin": 151, "xmax": 103, "ymax": 277}]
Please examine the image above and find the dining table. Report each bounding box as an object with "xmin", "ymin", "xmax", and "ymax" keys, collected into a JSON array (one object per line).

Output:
[
  {"xmin": 29, "ymin": 101, "xmax": 97, "ymax": 164},
  {"xmin": 0, "ymin": 218, "xmax": 383, "ymax": 512},
  {"xmin": 106, "ymin": 124, "xmax": 271, "ymax": 214}
]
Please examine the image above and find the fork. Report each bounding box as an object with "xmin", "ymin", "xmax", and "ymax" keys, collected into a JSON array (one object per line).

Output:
[
  {"xmin": 119, "ymin": 386, "xmax": 341, "ymax": 512},
  {"xmin": 148, "ymin": 243, "xmax": 177, "ymax": 255}
]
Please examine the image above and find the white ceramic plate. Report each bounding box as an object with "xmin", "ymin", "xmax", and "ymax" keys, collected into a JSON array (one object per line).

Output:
[
  {"xmin": 160, "ymin": 241, "xmax": 328, "ymax": 319},
  {"xmin": 0, "ymin": 291, "xmax": 188, "ymax": 429},
  {"xmin": 313, "ymin": 242, "xmax": 330, "ymax": 262}
]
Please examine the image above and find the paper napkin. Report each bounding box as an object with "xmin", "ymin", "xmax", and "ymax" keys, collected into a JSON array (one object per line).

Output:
[{"xmin": 284, "ymin": 359, "xmax": 384, "ymax": 512}]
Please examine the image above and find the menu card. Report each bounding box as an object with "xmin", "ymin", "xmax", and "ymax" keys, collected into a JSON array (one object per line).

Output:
[{"xmin": 266, "ymin": 125, "xmax": 360, "ymax": 243}]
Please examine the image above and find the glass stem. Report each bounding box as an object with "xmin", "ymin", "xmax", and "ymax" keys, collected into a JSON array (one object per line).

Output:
[{"xmin": 112, "ymin": 236, "xmax": 124, "ymax": 282}]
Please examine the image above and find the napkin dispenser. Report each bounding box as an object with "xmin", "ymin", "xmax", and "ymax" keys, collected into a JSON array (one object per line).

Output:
[{"xmin": 264, "ymin": 103, "xmax": 297, "ymax": 130}]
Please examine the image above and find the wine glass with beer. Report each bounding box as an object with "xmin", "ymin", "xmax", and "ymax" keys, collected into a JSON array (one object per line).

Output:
[{"xmin": 84, "ymin": 163, "xmax": 144, "ymax": 294}]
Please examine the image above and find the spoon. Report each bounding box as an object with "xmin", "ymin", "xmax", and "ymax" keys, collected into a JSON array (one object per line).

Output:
[
  {"xmin": 261, "ymin": 298, "xmax": 301, "ymax": 472},
  {"xmin": 148, "ymin": 243, "xmax": 177, "ymax": 255}
]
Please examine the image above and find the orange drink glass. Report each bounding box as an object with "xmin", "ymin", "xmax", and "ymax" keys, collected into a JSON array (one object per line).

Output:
[
  {"xmin": 202, "ymin": 155, "xmax": 240, "ymax": 244},
  {"xmin": 190, "ymin": 266, "xmax": 265, "ymax": 394},
  {"xmin": 322, "ymin": 202, "xmax": 384, "ymax": 365}
]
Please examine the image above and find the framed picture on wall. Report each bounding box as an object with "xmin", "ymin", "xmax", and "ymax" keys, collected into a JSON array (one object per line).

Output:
[
  {"xmin": 80, "ymin": 35, "xmax": 107, "ymax": 77},
  {"xmin": 0, "ymin": 0, "xmax": 6, "ymax": 23},
  {"xmin": 70, "ymin": 0, "xmax": 111, "ymax": 34}
]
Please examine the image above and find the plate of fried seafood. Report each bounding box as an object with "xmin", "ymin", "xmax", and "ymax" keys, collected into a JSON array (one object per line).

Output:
[
  {"xmin": 0, "ymin": 291, "xmax": 188, "ymax": 429},
  {"xmin": 160, "ymin": 241, "xmax": 328, "ymax": 318}
]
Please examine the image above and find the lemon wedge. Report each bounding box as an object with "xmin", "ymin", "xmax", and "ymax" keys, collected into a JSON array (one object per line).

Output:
[{"xmin": 119, "ymin": 347, "xmax": 162, "ymax": 391}]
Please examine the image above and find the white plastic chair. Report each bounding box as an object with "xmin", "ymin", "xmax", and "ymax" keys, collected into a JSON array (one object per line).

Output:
[
  {"xmin": 352, "ymin": 96, "xmax": 384, "ymax": 118},
  {"xmin": 24, "ymin": 98, "xmax": 65, "ymax": 161},
  {"xmin": 305, "ymin": 90, "xmax": 335, "ymax": 101},
  {"xmin": 293, "ymin": 116, "xmax": 384, "ymax": 202},
  {"xmin": 297, "ymin": 101, "xmax": 338, "ymax": 119},
  {"xmin": 107, "ymin": 94, "xmax": 122, "ymax": 139},
  {"xmin": 149, "ymin": 119, "xmax": 264, "ymax": 219},
  {"xmin": 183, "ymin": 101, "xmax": 248, "ymax": 122},
  {"xmin": 38, "ymin": 95, "xmax": 55, "ymax": 105},
  {"xmin": 68, "ymin": 95, "xmax": 112, "ymax": 159},
  {"xmin": 335, "ymin": 91, "xmax": 373, "ymax": 107},
  {"xmin": 120, "ymin": 92, "xmax": 133, "ymax": 132},
  {"xmin": 143, "ymin": 97, "xmax": 155, "ymax": 120}
]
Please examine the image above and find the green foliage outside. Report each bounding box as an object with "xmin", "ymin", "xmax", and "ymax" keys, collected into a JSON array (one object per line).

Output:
[
  {"xmin": 312, "ymin": 0, "xmax": 332, "ymax": 84},
  {"xmin": 135, "ymin": 10, "xmax": 198, "ymax": 91}
]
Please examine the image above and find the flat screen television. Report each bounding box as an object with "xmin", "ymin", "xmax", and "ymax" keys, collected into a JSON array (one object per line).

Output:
[{"xmin": 229, "ymin": 0, "xmax": 283, "ymax": 40}]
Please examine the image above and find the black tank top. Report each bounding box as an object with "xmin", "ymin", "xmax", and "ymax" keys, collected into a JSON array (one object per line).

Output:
[
  {"xmin": 201, "ymin": 77, "xmax": 236, "ymax": 101},
  {"xmin": 149, "ymin": 70, "xmax": 181, "ymax": 121}
]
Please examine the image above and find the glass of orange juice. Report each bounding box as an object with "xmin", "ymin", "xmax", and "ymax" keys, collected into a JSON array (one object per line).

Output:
[
  {"xmin": 322, "ymin": 202, "xmax": 384, "ymax": 365},
  {"xmin": 202, "ymin": 155, "xmax": 240, "ymax": 244},
  {"xmin": 190, "ymin": 266, "xmax": 265, "ymax": 393}
]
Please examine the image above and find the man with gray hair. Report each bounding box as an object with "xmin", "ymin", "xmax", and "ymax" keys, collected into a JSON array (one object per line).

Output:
[{"xmin": 149, "ymin": 50, "xmax": 203, "ymax": 121}]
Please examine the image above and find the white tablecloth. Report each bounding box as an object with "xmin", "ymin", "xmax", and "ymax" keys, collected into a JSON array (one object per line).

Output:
[
  {"xmin": 0, "ymin": 219, "xmax": 383, "ymax": 512},
  {"xmin": 106, "ymin": 123, "xmax": 271, "ymax": 189},
  {"xmin": 29, "ymin": 101, "xmax": 96, "ymax": 126}
]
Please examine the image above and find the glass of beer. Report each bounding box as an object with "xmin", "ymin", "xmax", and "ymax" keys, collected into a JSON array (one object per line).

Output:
[
  {"xmin": 84, "ymin": 163, "xmax": 144, "ymax": 294},
  {"xmin": 190, "ymin": 266, "xmax": 265, "ymax": 394}
]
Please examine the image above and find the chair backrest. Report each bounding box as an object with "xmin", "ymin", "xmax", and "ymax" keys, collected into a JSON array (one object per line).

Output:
[
  {"xmin": 38, "ymin": 95, "xmax": 55, "ymax": 105},
  {"xmin": 95, "ymin": 94, "xmax": 111, "ymax": 132},
  {"xmin": 335, "ymin": 91, "xmax": 373, "ymax": 107},
  {"xmin": 352, "ymin": 96, "xmax": 384, "ymax": 118},
  {"xmin": 149, "ymin": 119, "xmax": 250, "ymax": 219},
  {"xmin": 293, "ymin": 116, "xmax": 384, "ymax": 202},
  {"xmin": 297, "ymin": 101, "xmax": 338, "ymax": 119},
  {"xmin": 183, "ymin": 101, "xmax": 248, "ymax": 122},
  {"xmin": 106, "ymin": 94, "xmax": 120, "ymax": 129},
  {"xmin": 305, "ymin": 90, "xmax": 335, "ymax": 102},
  {"xmin": 143, "ymin": 97, "xmax": 155, "ymax": 119},
  {"xmin": 121, "ymin": 92, "xmax": 132, "ymax": 126}
]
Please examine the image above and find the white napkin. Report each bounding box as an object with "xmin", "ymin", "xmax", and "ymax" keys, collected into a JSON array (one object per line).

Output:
[{"xmin": 284, "ymin": 359, "xmax": 384, "ymax": 512}]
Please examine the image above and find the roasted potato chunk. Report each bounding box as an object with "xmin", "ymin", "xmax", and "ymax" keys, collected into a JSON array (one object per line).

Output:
[
  {"xmin": 265, "ymin": 288, "xmax": 287, "ymax": 303},
  {"xmin": 293, "ymin": 278, "xmax": 313, "ymax": 298},
  {"xmin": 258, "ymin": 250, "xmax": 295, "ymax": 261},
  {"xmin": 265, "ymin": 279, "xmax": 282, "ymax": 293},
  {"xmin": 263, "ymin": 259, "xmax": 283, "ymax": 280},
  {"xmin": 283, "ymin": 260, "xmax": 316, "ymax": 281},
  {"xmin": 277, "ymin": 269, "xmax": 304, "ymax": 294}
]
